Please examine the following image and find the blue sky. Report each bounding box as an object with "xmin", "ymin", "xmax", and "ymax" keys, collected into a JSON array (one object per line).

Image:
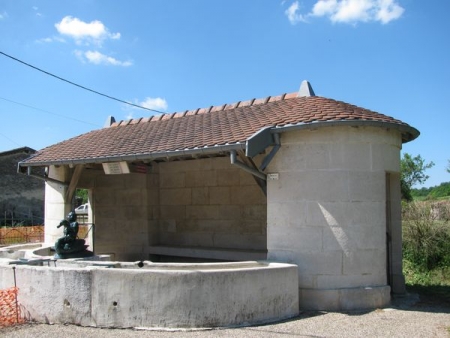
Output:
[{"xmin": 0, "ymin": 0, "xmax": 448, "ymax": 187}]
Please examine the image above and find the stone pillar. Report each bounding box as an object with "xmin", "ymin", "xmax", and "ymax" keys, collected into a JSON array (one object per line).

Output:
[{"xmin": 44, "ymin": 165, "xmax": 71, "ymax": 245}]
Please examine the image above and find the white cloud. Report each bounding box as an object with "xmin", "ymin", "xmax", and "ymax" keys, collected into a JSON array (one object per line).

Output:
[
  {"xmin": 125, "ymin": 97, "xmax": 168, "ymax": 119},
  {"xmin": 55, "ymin": 16, "xmax": 120, "ymax": 45},
  {"xmin": 331, "ymin": 0, "xmax": 374, "ymax": 23},
  {"xmin": 139, "ymin": 97, "xmax": 168, "ymax": 111},
  {"xmin": 285, "ymin": 1, "xmax": 307, "ymax": 25},
  {"xmin": 32, "ymin": 6, "xmax": 42, "ymax": 17},
  {"xmin": 0, "ymin": 11, "xmax": 8, "ymax": 20},
  {"xmin": 376, "ymin": 0, "xmax": 404, "ymax": 24},
  {"xmin": 287, "ymin": 0, "xmax": 404, "ymax": 25},
  {"xmin": 75, "ymin": 50, "xmax": 132, "ymax": 67},
  {"xmin": 312, "ymin": 0, "xmax": 338, "ymax": 16},
  {"xmin": 36, "ymin": 37, "xmax": 54, "ymax": 43},
  {"xmin": 35, "ymin": 36, "xmax": 66, "ymax": 44}
]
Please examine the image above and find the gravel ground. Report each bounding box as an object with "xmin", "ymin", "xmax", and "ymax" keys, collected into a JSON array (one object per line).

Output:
[{"xmin": 1, "ymin": 294, "xmax": 449, "ymax": 338}]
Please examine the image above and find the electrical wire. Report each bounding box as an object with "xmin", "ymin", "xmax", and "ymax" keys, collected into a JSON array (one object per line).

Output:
[
  {"xmin": 0, "ymin": 131, "xmax": 22, "ymax": 147},
  {"xmin": 0, "ymin": 96, "xmax": 101, "ymax": 127},
  {"xmin": 0, "ymin": 50, "xmax": 165, "ymax": 114}
]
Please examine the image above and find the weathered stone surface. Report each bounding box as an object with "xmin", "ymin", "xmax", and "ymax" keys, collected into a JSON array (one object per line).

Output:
[{"xmin": 0, "ymin": 262, "xmax": 298, "ymax": 329}]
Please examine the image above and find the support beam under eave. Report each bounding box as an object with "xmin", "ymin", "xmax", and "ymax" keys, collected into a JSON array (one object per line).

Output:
[{"xmin": 65, "ymin": 164, "xmax": 85, "ymax": 205}]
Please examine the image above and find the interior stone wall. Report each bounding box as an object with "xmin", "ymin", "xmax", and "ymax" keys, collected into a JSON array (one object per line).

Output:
[
  {"xmin": 266, "ymin": 125, "xmax": 403, "ymax": 310},
  {"xmin": 62, "ymin": 156, "xmax": 267, "ymax": 261},
  {"xmin": 156, "ymin": 157, "xmax": 267, "ymax": 252},
  {"xmin": 92, "ymin": 172, "xmax": 152, "ymax": 261}
]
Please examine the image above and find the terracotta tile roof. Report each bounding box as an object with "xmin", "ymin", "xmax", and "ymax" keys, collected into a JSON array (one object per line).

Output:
[{"xmin": 20, "ymin": 92, "xmax": 418, "ymax": 166}]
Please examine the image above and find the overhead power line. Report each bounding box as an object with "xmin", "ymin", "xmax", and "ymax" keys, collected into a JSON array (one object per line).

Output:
[
  {"xmin": 0, "ymin": 50, "xmax": 165, "ymax": 114},
  {"xmin": 0, "ymin": 131, "xmax": 22, "ymax": 147},
  {"xmin": 0, "ymin": 96, "xmax": 101, "ymax": 127}
]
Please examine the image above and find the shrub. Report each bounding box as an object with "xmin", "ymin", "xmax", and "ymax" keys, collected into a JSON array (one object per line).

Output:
[{"xmin": 402, "ymin": 201, "xmax": 450, "ymax": 271}]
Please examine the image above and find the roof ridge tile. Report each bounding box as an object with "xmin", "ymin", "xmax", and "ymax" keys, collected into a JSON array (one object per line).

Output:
[{"xmin": 112, "ymin": 92, "xmax": 299, "ymax": 126}]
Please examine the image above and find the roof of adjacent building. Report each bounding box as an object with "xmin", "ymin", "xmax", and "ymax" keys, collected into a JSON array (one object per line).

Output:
[
  {"xmin": 0, "ymin": 146, "xmax": 36, "ymax": 157},
  {"xmin": 19, "ymin": 81, "xmax": 419, "ymax": 167}
]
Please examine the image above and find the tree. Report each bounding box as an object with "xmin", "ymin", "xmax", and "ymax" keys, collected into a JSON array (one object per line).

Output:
[{"xmin": 400, "ymin": 153, "xmax": 434, "ymax": 201}]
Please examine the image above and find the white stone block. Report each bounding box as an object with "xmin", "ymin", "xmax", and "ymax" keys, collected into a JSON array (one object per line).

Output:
[
  {"xmin": 300, "ymin": 288, "xmax": 339, "ymax": 310},
  {"xmin": 300, "ymin": 285, "xmax": 390, "ymax": 311},
  {"xmin": 316, "ymin": 273, "xmax": 387, "ymax": 289},
  {"xmin": 343, "ymin": 249, "xmax": 386, "ymax": 276},
  {"xmin": 348, "ymin": 171, "xmax": 385, "ymax": 202},
  {"xmin": 268, "ymin": 144, "xmax": 307, "ymax": 172},
  {"xmin": 339, "ymin": 285, "xmax": 391, "ymax": 310},
  {"xmin": 302, "ymin": 143, "xmax": 331, "ymax": 169},
  {"xmin": 322, "ymin": 223, "xmax": 385, "ymax": 253},
  {"xmin": 330, "ymin": 143, "xmax": 371, "ymax": 171},
  {"xmin": 268, "ymin": 225, "xmax": 322, "ymax": 252},
  {"xmin": 371, "ymin": 143, "xmax": 401, "ymax": 172},
  {"xmin": 270, "ymin": 251, "xmax": 343, "ymax": 276}
]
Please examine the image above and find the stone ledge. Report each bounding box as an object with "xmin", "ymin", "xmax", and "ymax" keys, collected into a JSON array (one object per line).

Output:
[{"xmin": 148, "ymin": 245, "xmax": 267, "ymax": 261}]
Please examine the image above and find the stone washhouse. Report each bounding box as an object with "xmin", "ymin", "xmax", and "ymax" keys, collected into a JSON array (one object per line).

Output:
[{"xmin": 16, "ymin": 80, "xmax": 418, "ymax": 317}]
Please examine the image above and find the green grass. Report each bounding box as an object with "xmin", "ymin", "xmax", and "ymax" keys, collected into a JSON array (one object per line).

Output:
[
  {"xmin": 404, "ymin": 260, "xmax": 450, "ymax": 286},
  {"xmin": 404, "ymin": 262, "xmax": 450, "ymax": 306}
]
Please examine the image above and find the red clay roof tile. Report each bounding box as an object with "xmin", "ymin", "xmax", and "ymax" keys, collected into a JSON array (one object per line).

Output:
[{"xmin": 20, "ymin": 91, "xmax": 418, "ymax": 166}]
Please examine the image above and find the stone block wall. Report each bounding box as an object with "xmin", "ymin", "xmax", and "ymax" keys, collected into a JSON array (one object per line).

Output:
[
  {"xmin": 157, "ymin": 157, "xmax": 267, "ymax": 251},
  {"xmin": 49, "ymin": 156, "xmax": 267, "ymax": 261},
  {"xmin": 266, "ymin": 125, "xmax": 403, "ymax": 310},
  {"xmin": 92, "ymin": 172, "xmax": 153, "ymax": 261}
]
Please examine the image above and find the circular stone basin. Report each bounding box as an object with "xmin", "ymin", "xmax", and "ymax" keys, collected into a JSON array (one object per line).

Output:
[{"xmin": 0, "ymin": 255, "xmax": 299, "ymax": 329}]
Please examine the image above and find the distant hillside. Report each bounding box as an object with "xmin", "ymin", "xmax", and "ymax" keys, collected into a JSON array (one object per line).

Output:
[{"xmin": 412, "ymin": 181, "xmax": 450, "ymax": 200}]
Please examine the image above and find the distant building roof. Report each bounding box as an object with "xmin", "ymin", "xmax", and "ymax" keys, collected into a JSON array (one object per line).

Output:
[
  {"xmin": 19, "ymin": 81, "xmax": 419, "ymax": 167},
  {"xmin": 0, "ymin": 146, "xmax": 36, "ymax": 157}
]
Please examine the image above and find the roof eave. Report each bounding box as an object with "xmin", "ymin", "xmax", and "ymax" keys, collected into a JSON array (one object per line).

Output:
[
  {"xmin": 18, "ymin": 143, "xmax": 246, "ymax": 168},
  {"xmin": 271, "ymin": 120, "xmax": 420, "ymax": 143}
]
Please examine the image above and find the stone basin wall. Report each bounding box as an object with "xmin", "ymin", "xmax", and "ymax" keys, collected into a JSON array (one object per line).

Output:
[{"xmin": 0, "ymin": 260, "xmax": 298, "ymax": 328}]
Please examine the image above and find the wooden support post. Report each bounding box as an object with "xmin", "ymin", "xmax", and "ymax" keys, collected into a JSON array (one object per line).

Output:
[{"xmin": 65, "ymin": 165, "xmax": 84, "ymax": 206}]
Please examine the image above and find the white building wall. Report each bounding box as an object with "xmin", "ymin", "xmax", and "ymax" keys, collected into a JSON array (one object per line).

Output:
[{"xmin": 266, "ymin": 125, "xmax": 402, "ymax": 310}]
